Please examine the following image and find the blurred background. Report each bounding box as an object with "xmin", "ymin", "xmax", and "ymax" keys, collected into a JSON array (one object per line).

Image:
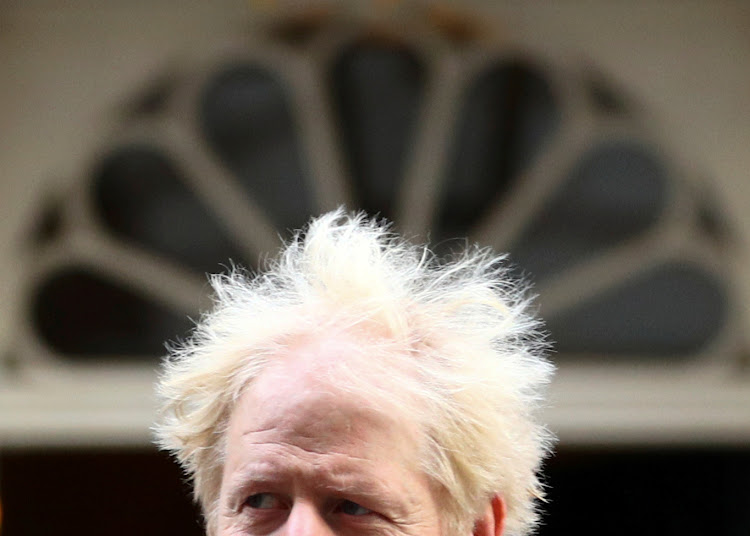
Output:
[{"xmin": 1, "ymin": 1, "xmax": 749, "ymax": 534}]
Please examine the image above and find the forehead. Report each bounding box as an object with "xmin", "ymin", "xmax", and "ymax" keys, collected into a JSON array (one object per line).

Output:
[
  {"xmin": 221, "ymin": 334, "xmax": 434, "ymax": 508},
  {"xmin": 228, "ymin": 333, "xmax": 419, "ymax": 452},
  {"xmin": 218, "ymin": 335, "xmax": 442, "ymax": 534}
]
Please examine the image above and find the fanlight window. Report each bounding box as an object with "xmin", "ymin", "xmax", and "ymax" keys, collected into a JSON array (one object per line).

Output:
[{"xmin": 6, "ymin": 9, "xmax": 744, "ymax": 446}]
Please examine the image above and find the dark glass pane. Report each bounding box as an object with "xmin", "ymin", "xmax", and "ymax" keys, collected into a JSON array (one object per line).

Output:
[
  {"xmin": 547, "ymin": 262, "xmax": 727, "ymax": 358},
  {"xmin": 437, "ymin": 61, "xmax": 559, "ymax": 240},
  {"xmin": 201, "ymin": 64, "xmax": 313, "ymax": 232},
  {"xmin": 94, "ymin": 145, "xmax": 248, "ymax": 274},
  {"xmin": 32, "ymin": 269, "xmax": 192, "ymax": 360},
  {"xmin": 330, "ymin": 41, "xmax": 425, "ymax": 220},
  {"xmin": 512, "ymin": 142, "xmax": 667, "ymax": 281},
  {"xmin": 1, "ymin": 449, "xmax": 203, "ymax": 536}
]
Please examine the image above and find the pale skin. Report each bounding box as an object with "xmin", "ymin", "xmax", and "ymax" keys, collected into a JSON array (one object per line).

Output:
[{"xmin": 217, "ymin": 334, "xmax": 505, "ymax": 536}]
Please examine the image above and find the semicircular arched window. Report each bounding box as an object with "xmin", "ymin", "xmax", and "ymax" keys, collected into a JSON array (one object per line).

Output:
[{"xmin": 12, "ymin": 9, "xmax": 742, "ymax": 380}]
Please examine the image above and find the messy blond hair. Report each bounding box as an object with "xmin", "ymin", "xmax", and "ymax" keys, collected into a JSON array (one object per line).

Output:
[{"xmin": 154, "ymin": 209, "xmax": 554, "ymax": 535}]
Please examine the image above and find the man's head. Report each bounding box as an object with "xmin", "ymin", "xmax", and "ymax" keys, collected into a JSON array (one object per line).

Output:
[{"xmin": 155, "ymin": 210, "xmax": 554, "ymax": 536}]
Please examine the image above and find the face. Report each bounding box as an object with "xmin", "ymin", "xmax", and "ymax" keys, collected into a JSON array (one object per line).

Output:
[{"xmin": 217, "ymin": 335, "xmax": 444, "ymax": 536}]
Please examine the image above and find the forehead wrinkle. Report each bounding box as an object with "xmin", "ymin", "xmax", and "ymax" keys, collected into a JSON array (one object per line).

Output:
[
  {"xmin": 236, "ymin": 373, "xmax": 416, "ymax": 457},
  {"xmin": 238, "ymin": 435, "xmax": 376, "ymax": 465},
  {"xmin": 224, "ymin": 450, "xmax": 406, "ymax": 510},
  {"xmin": 227, "ymin": 452, "xmax": 416, "ymax": 518},
  {"xmin": 239, "ymin": 407, "xmax": 394, "ymax": 449}
]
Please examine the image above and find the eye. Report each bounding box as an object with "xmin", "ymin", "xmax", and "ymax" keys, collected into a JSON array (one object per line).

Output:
[
  {"xmin": 245, "ymin": 493, "xmax": 284, "ymax": 510},
  {"xmin": 337, "ymin": 500, "xmax": 372, "ymax": 516}
]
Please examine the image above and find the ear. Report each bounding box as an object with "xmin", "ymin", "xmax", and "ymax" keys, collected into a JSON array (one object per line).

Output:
[{"xmin": 472, "ymin": 495, "xmax": 506, "ymax": 536}]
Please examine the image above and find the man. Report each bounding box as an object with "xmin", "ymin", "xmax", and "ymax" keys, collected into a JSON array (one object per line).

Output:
[{"xmin": 155, "ymin": 210, "xmax": 554, "ymax": 536}]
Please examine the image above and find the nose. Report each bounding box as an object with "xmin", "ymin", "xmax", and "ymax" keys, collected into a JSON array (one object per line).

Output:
[{"xmin": 281, "ymin": 501, "xmax": 335, "ymax": 536}]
